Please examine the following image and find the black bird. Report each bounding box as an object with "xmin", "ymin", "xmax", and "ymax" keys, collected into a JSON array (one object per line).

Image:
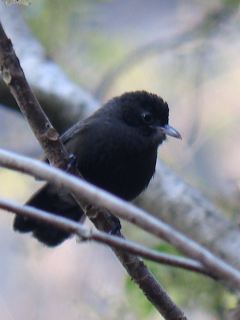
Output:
[{"xmin": 13, "ymin": 91, "xmax": 181, "ymax": 246}]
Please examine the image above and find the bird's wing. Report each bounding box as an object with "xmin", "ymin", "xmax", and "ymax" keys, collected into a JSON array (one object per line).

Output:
[{"xmin": 40, "ymin": 120, "xmax": 87, "ymax": 163}]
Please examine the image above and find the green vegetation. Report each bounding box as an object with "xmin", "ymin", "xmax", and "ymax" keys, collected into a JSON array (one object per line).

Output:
[{"xmin": 126, "ymin": 243, "xmax": 237, "ymax": 319}]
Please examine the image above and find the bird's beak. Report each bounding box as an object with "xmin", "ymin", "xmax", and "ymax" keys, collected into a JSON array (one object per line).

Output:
[{"xmin": 160, "ymin": 124, "xmax": 182, "ymax": 139}]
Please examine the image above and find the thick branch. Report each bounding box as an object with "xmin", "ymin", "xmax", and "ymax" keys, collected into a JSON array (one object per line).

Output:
[
  {"xmin": 0, "ymin": 20, "xmax": 186, "ymax": 319},
  {"xmin": 137, "ymin": 162, "xmax": 240, "ymax": 269}
]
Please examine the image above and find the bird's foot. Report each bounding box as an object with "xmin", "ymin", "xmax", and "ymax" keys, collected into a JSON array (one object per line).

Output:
[
  {"xmin": 66, "ymin": 153, "xmax": 77, "ymax": 173},
  {"xmin": 109, "ymin": 214, "xmax": 122, "ymax": 236},
  {"xmin": 85, "ymin": 205, "xmax": 121, "ymax": 235}
]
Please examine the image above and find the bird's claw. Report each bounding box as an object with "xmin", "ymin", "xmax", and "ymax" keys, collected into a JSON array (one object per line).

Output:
[
  {"xmin": 66, "ymin": 153, "xmax": 77, "ymax": 172},
  {"xmin": 109, "ymin": 215, "xmax": 122, "ymax": 236}
]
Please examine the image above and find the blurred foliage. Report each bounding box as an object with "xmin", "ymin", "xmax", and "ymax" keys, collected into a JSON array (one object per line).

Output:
[
  {"xmin": 125, "ymin": 243, "xmax": 237, "ymax": 319},
  {"xmin": 223, "ymin": 0, "xmax": 240, "ymax": 6},
  {"xmin": 23, "ymin": 0, "xmax": 124, "ymax": 86},
  {"xmin": 23, "ymin": 0, "xmax": 86, "ymax": 51}
]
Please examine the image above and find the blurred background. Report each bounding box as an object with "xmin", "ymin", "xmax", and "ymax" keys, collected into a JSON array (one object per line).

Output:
[{"xmin": 0, "ymin": 0, "xmax": 240, "ymax": 319}]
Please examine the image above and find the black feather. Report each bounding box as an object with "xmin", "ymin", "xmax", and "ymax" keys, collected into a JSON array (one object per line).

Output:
[{"xmin": 13, "ymin": 91, "xmax": 179, "ymax": 247}]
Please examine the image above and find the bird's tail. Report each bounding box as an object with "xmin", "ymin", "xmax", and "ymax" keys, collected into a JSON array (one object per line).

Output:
[{"xmin": 13, "ymin": 184, "xmax": 84, "ymax": 247}]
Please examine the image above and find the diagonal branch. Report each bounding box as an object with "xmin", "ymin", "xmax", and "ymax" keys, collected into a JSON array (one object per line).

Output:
[
  {"xmin": 0, "ymin": 20, "xmax": 187, "ymax": 320},
  {"xmin": 0, "ymin": 197, "xmax": 216, "ymax": 278},
  {"xmin": 0, "ymin": 148, "xmax": 239, "ymax": 291},
  {"xmin": 0, "ymin": 2, "xmax": 98, "ymax": 131}
]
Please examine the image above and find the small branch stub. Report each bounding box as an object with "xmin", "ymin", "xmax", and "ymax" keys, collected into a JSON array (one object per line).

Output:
[
  {"xmin": 45, "ymin": 126, "xmax": 59, "ymax": 141},
  {"xmin": 1, "ymin": 67, "xmax": 11, "ymax": 84}
]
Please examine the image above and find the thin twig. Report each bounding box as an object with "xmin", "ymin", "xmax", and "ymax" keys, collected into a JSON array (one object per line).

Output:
[
  {"xmin": 0, "ymin": 148, "xmax": 239, "ymax": 291},
  {"xmin": 0, "ymin": 20, "xmax": 187, "ymax": 319},
  {"xmin": 0, "ymin": 197, "xmax": 216, "ymax": 278}
]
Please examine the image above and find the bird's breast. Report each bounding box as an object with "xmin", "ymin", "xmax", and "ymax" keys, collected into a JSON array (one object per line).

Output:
[{"xmin": 78, "ymin": 140, "xmax": 157, "ymax": 200}]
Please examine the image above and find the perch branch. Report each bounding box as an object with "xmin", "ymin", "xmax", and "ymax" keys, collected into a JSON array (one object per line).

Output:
[
  {"xmin": 0, "ymin": 148, "xmax": 239, "ymax": 291},
  {"xmin": 0, "ymin": 197, "xmax": 216, "ymax": 278}
]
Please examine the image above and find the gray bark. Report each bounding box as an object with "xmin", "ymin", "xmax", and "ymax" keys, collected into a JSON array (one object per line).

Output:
[{"xmin": 137, "ymin": 162, "xmax": 240, "ymax": 268}]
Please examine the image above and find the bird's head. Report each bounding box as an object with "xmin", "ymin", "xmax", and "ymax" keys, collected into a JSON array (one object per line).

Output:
[{"xmin": 110, "ymin": 91, "xmax": 181, "ymax": 146}]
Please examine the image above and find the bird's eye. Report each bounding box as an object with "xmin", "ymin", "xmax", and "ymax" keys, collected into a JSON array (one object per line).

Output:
[{"xmin": 141, "ymin": 112, "xmax": 153, "ymax": 124}]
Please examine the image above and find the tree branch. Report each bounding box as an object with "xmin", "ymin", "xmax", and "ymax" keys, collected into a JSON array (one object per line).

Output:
[
  {"xmin": 0, "ymin": 19, "xmax": 187, "ymax": 320},
  {"xmin": 0, "ymin": 197, "xmax": 216, "ymax": 278},
  {"xmin": 137, "ymin": 161, "xmax": 240, "ymax": 269},
  {"xmin": 0, "ymin": 148, "xmax": 239, "ymax": 291},
  {"xmin": 0, "ymin": 2, "xmax": 98, "ymax": 132}
]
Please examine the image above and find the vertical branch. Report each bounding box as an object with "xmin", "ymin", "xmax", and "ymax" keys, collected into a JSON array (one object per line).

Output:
[{"xmin": 0, "ymin": 23, "xmax": 69, "ymax": 169}]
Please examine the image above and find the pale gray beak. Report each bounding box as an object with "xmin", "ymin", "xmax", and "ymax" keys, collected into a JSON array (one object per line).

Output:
[{"xmin": 161, "ymin": 124, "xmax": 182, "ymax": 139}]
